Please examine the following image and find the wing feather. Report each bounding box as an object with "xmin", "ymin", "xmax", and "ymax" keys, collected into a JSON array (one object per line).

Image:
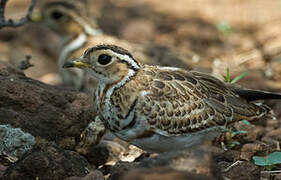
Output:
[{"xmin": 138, "ymin": 68, "xmax": 269, "ymax": 136}]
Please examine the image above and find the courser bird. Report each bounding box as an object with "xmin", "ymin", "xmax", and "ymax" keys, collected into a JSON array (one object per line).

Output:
[{"xmin": 63, "ymin": 44, "xmax": 281, "ymax": 152}]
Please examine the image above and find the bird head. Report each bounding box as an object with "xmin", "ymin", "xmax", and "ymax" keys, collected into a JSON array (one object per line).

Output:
[
  {"xmin": 30, "ymin": 0, "xmax": 102, "ymax": 38},
  {"xmin": 63, "ymin": 44, "xmax": 141, "ymax": 84}
]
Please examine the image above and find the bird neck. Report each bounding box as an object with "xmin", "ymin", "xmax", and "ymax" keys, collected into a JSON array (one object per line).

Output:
[{"xmin": 95, "ymin": 68, "xmax": 138, "ymax": 108}]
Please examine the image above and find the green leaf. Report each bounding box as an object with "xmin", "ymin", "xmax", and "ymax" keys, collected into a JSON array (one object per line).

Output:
[
  {"xmin": 227, "ymin": 141, "xmax": 240, "ymax": 149},
  {"xmin": 268, "ymin": 152, "xmax": 281, "ymax": 165},
  {"xmin": 231, "ymin": 72, "xmax": 248, "ymax": 84},
  {"xmin": 241, "ymin": 120, "xmax": 251, "ymax": 126},
  {"xmin": 232, "ymin": 130, "xmax": 248, "ymax": 136},
  {"xmin": 216, "ymin": 21, "xmax": 233, "ymax": 36},
  {"xmin": 253, "ymin": 156, "xmax": 268, "ymax": 166},
  {"xmin": 223, "ymin": 67, "xmax": 231, "ymax": 83},
  {"xmin": 222, "ymin": 127, "xmax": 233, "ymax": 133}
]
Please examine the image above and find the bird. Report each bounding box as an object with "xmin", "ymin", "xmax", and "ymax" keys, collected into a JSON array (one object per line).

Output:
[
  {"xmin": 63, "ymin": 44, "xmax": 281, "ymax": 152},
  {"xmin": 31, "ymin": 0, "xmax": 191, "ymax": 92}
]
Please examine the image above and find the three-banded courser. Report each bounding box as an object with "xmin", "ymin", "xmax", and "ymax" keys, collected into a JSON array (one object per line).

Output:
[{"xmin": 63, "ymin": 44, "xmax": 281, "ymax": 152}]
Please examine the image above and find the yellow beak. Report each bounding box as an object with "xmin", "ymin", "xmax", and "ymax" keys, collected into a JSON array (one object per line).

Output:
[
  {"xmin": 62, "ymin": 59, "xmax": 90, "ymax": 69},
  {"xmin": 30, "ymin": 11, "xmax": 43, "ymax": 22}
]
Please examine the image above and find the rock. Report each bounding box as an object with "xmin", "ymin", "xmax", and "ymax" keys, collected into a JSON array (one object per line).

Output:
[
  {"xmin": 64, "ymin": 170, "xmax": 104, "ymax": 180},
  {"xmin": 263, "ymin": 128, "xmax": 281, "ymax": 142},
  {"xmin": 214, "ymin": 149, "xmax": 241, "ymax": 163},
  {"xmin": 234, "ymin": 121, "xmax": 265, "ymax": 142},
  {"xmin": 85, "ymin": 140, "xmax": 126, "ymax": 167},
  {"xmin": 0, "ymin": 164, "xmax": 7, "ymax": 179},
  {"xmin": 240, "ymin": 143, "xmax": 268, "ymax": 161},
  {"xmin": 0, "ymin": 152, "xmax": 18, "ymax": 167},
  {"xmin": 274, "ymin": 174, "xmax": 281, "ymax": 180},
  {"xmin": 262, "ymin": 127, "xmax": 281, "ymax": 149},
  {"xmin": 3, "ymin": 143, "xmax": 91, "ymax": 180},
  {"xmin": 0, "ymin": 124, "xmax": 35, "ymax": 157},
  {"xmin": 271, "ymin": 101, "xmax": 281, "ymax": 120},
  {"xmin": 120, "ymin": 167, "xmax": 215, "ymax": 180},
  {"xmin": 119, "ymin": 145, "xmax": 144, "ymax": 163},
  {"xmin": 0, "ymin": 62, "xmax": 96, "ymax": 150},
  {"xmin": 140, "ymin": 144, "xmax": 222, "ymax": 175},
  {"xmin": 76, "ymin": 118, "xmax": 142, "ymax": 167},
  {"xmin": 76, "ymin": 118, "xmax": 106, "ymax": 155},
  {"xmin": 110, "ymin": 144, "xmax": 222, "ymax": 179},
  {"xmin": 109, "ymin": 161, "xmax": 140, "ymax": 180},
  {"xmin": 218, "ymin": 161, "xmax": 260, "ymax": 180}
]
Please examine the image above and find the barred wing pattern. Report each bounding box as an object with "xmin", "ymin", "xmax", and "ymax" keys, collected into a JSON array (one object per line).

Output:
[{"xmin": 139, "ymin": 68, "xmax": 268, "ymax": 136}]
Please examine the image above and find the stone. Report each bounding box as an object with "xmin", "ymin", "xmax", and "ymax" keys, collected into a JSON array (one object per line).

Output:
[
  {"xmin": 0, "ymin": 124, "xmax": 35, "ymax": 157},
  {"xmin": 120, "ymin": 167, "xmax": 214, "ymax": 180},
  {"xmin": 64, "ymin": 170, "xmax": 104, "ymax": 180},
  {"xmin": 3, "ymin": 143, "xmax": 91, "ymax": 180},
  {"xmin": 0, "ymin": 62, "xmax": 96, "ymax": 150}
]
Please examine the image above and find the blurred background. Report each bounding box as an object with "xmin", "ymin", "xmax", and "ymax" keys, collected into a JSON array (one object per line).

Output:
[
  {"xmin": 1, "ymin": 1, "xmax": 281, "ymax": 179},
  {"xmin": 1, "ymin": 0, "xmax": 281, "ymax": 89}
]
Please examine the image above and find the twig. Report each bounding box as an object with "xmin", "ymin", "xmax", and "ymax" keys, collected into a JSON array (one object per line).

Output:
[
  {"xmin": 0, "ymin": 0, "xmax": 37, "ymax": 28},
  {"xmin": 261, "ymin": 170, "xmax": 281, "ymax": 174},
  {"xmin": 222, "ymin": 160, "xmax": 244, "ymax": 172}
]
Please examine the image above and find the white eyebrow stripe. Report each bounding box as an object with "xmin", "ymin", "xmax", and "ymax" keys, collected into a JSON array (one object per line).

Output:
[{"xmin": 111, "ymin": 51, "xmax": 140, "ymax": 70}]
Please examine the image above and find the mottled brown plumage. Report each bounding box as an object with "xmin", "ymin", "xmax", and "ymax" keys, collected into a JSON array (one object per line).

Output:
[
  {"xmin": 63, "ymin": 44, "xmax": 281, "ymax": 152},
  {"xmin": 110, "ymin": 66, "xmax": 271, "ymax": 134}
]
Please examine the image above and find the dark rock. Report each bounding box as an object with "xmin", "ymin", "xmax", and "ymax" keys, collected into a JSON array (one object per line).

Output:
[
  {"xmin": 76, "ymin": 120, "xmax": 106, "ymax": 156},
  {"xmin": 0, "ymin": 152, "xmax": 18, "ymax": 166},
  {"xmin": 110, "ymin": 144, "xmax": 222, "ymax": 179},
  {"xmin": 263, "ymin": 127, "xmax": 281, "ymax": 142},
  {"xmin": 240, "ymin": 143, "xmax": 268, "ymax": 161},
  {"xmin": 0, "ymin": 125, "xmax": 35, "ymax": 158},
  {"xmin": 119, "ymin": 167, "xmax": 215, "ymax": 180},
  {"xmin": 64, "ymin": 170, "xmax": 104, "ymax": 180},
  {"xmin": 140, "ymin": 145, "xmax": 222, "ymax": 173},
  {"xmin": 0, "ymin": 62, "xmax": 96, "ymax": 149},
  {"xmin": 214, "ymin": 149, "xmax": 240, "ymax": 163},
  {"xmin": 109, "ymin": 161, "xmax": 140, "ymax": 180},
  {"xmin": 85, "ymin": 140, "xmax": 126, "ymax": 167},
  {"xmin": 274, "ymin": 174, "xmax": 281, "ymax": 180},
  {"xmin": 0, "ymin": 164, "xmax": 7, "ymax": 179},
  {"xmin": 234, "ymin": 121, "xmax": 265, "ymax": 142},
  {"xmin": 217, "ymin": 161, "xmax": 260, "ymax": 180},
  {"xmin": 3, "ymin": 143, "xmax": 91, "ymax": 180}
]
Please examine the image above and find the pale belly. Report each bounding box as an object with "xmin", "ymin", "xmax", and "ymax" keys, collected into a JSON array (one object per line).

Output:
[{"xmin": 114, "ymin": 126, "xmax": 224, "ymax": 153}]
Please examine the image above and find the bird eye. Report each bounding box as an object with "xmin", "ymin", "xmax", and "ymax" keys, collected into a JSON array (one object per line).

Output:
[
  {"xmin": 98, "ymin": 54, "xmax": 112, "ymax": 65},
  {"xmin": 51, "ymin": 11, "xmax": 64, "ymax": 20}
]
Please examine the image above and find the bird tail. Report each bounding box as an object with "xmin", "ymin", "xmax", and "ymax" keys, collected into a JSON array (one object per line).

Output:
[{"xmin": 232, "ymin": 88, "xmax": 281, "ymax": 101}]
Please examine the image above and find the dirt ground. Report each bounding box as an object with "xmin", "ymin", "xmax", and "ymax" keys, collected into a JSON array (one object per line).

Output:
[{"xmin": 1, "ymin": 0, "xmax": 281, "ymax": 179}]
